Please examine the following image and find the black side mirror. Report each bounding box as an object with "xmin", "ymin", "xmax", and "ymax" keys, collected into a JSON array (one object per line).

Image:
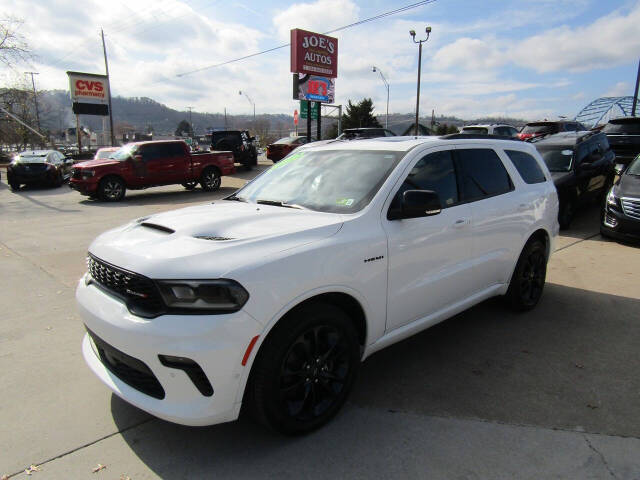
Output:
[{"xmin": 389, "ymin": 190, "xmax": 442, "ymax": 220}]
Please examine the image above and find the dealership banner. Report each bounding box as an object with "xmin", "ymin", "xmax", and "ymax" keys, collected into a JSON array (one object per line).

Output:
[
  {"xmin": 294, "ymin": 73, "xmax": 335, "ymax": 103},
  {"xmin": 290, "ymin": 29, "xmax": 338, "ymax": 78},
  {"xmin": 67, "ymin": 71, "xmax": 110, "ymax": 115}
]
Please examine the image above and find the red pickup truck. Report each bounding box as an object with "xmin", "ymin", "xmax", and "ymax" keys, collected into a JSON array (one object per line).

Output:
[{"xmin": 69, "ymin": 140, "xmax": 235, "ymax": 201}]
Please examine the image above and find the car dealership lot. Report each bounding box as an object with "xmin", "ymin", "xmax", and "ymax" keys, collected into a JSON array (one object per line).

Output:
[{"xmin": 1, "ymin": 157, "xmax": 639, "ymax": 479}]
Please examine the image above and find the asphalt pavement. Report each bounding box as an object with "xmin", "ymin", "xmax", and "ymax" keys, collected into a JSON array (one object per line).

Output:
[{"xmin": 1, "ymin": 157, "xmax": 639, "ymax": 479}]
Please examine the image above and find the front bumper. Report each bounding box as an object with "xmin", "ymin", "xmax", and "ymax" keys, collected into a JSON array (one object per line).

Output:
[
  {"xmin": 77, "ymin": 276, "xmax": 262, "ymax": 426},
  {"xmin": 69, "ymin": 178, "xmax": 99, "ymax": 195},
  {"xmin": 601, "ymin": 205, "xmax": 640, "ymax": 242},
  {"xmin": 7, "ymin": 168, "xmax": 57, "ymax": 185}
]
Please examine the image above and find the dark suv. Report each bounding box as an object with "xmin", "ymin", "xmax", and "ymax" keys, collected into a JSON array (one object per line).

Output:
[
  {"xmin": 533, "ymin": 131, "xmax": 615, "ymax": 229},
  {"xmin": 210, "ymin": 130, "xmax": 257, "ymax": 170},
  {"xmin": 601, "ymin": 117, "xmax": 640, "ymax": 167},
  {"xmin": 518, "ymin": 121, "xmax": 588, "ymax": 141}
]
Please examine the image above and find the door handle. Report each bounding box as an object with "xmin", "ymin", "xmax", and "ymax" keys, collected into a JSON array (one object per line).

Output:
[{"xmin": 452, "ymin": 218, "xmax": 469, "ymax": 228}]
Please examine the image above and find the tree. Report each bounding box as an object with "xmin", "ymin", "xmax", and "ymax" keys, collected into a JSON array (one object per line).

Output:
[
  {"xmin": 341, "ymin": 98, "xmax": 382, "ymax": 130},
  {"xmin": 0, "ymin": 17, "xmax": 31, "ymax": 69},
  {"xmin": 175, "ymin": 119, "xmax": 193, "ymax": 136}
]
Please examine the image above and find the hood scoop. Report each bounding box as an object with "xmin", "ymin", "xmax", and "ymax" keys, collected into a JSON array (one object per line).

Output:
[
  {"xmin": 193, "ymin": 235, "xmax": 235, "ymax": 241},
  {"xmin": 139, "ymin": 222, "xmax": 175, "ymax": 234}
]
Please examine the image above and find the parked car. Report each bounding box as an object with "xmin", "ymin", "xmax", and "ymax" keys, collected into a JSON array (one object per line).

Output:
[
  {"xmin": 336, "ymin": 127, "xmax": 396, "ymax": 139},
  {"xmin": 210, "ymin": 130, "xmax": 258, "ymax": 170},
  {"xmin": 78, "ymin": 136, "xmax": 558, "ymax": 434},
  {"xmin": 7, "ymin": 150, "xmax": 73, "ymax": 191},
  {"xmin": 93, "ymin": 147, "xmax": 119, "ymax": 160},
  {"xmin": 460, "ymin": 124, "xmax": 519, "ymax": 138},
  {"xmin": 69, "ymin": 140, "xmax": 235, "ymax": 201},
  {"xmin": 601, "ymin": 154, "xmax": 640, "ymax": 241},
  {"xmin": 601, "ymin": 117, "xmax": 640, "ymax": 167},
  {"xmin": 533, "ymin": 131, "xmax": 615, "ymax": 229},
  {"xmin": 266, "ymin": 136, "xmax": 308, "ymax": 162},
  {"xmin": 518, "ymin": 121, "xmax": 588, "ymax": 141}
]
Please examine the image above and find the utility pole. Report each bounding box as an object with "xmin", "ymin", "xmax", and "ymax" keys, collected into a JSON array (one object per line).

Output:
[
  {"xmin": 24, "ymin": 72, "xmax": 41, "ymax": 135},
  {"xmin": 224, "ymin": 107, "xmax": 227, "ymax": 130},
  {"xmin": 187, "ymin": 106, "xmax": 193, "ymax": 135},
  {"xmin": 632, "ymin": 57, "xmax": 640, "ymax": 117},
  {"xmin": 410, "ymin": 26, "xmax": 432, "ymax": 136},
  {"xmin": 101, "ymin": 29, "xmax": 115, "ymax": 146}
]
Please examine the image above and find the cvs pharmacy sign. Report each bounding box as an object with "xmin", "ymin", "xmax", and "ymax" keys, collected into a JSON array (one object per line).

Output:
[{"xmin": 67, "ymin": 71, "xmax": 110, "ymax": 105}]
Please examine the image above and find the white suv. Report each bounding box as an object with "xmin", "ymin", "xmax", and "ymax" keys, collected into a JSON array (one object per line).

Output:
[
  {"xmin": 78, "ymin": 136, "xmax": 559, "ymax": 434},
  {"xmin": 460, "ymin": 124, "xmax": 520, "ymax": 138}
]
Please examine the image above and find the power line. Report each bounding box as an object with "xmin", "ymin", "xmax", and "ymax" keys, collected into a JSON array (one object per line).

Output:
[{"xmin": 176, "ymin": 0, "xmax": 438, "ymax": 77}]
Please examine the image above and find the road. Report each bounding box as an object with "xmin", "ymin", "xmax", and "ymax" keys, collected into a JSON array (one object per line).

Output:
[{"xmin": 1, "ymin": 157, "xmax": 639, "ymax": 479}]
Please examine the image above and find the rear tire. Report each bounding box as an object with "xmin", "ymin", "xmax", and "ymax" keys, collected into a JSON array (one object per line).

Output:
[
  {"xmin": 98, "ymin": 176, "xmax": 126, "ymax": 202},
  {"xmin": 246, "ymin": 303, "xmax": 360, "ymax": 435},
  {"xmin": 558, "ymin": 200, "xmax": 575, "ymax": 230},
  {"xmin": 200, "ymin": 168, "xmax": 221, "ymax": 191},
  {"xmin": 505, "ymin": 239, "xmax": 548, "ymax": 311}
]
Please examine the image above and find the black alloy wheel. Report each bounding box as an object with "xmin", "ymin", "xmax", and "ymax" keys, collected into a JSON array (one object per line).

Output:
[
  {"xmin": 182, "ymin": 181, "xmax": 198, "ymax": 190},
  {"xmin": 506, "ymin": 239, "xmax": 547, "ymax": 311},
  {"xmin": 279, "ymin": 325, "xmax": 350, "ymax": 422},
  {"xmin": 98, "ymin": 176, "xmax": 126, "ymax": 202},
  {"xmin": 200, "ymin": 168, "xmax": 221, "ymax": 191},
  {"xmin": 246, "ymin": 303, "xmax": 360, "ymax": 435}
]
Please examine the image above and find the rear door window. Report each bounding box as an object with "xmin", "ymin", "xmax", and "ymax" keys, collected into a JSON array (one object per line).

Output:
[
  {"xmin": 505, "ymin": 150, "xmax": 546, "ymax": 184},
  {"xmin": 456, "ymin": 149, "xmax": 513, "ymax": 202}
]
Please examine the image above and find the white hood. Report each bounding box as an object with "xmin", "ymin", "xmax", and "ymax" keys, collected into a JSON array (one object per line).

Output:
[{"xmin": 88, "ymin": 200, "xmax": 344, "ymax": 279}]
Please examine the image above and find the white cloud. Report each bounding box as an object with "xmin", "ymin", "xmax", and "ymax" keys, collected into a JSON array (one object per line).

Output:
[
  {"xmin": 272, "ymin": 0, "xmax": 360, "ymax": 42},
  {"xmin": 603, "ymin": 82, "xmax": 632, "ymax": 97}
]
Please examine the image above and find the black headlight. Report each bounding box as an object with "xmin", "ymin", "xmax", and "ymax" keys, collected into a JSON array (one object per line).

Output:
[{"xmin": 157, "ymin": 279, "xmax": 249, "ymax": 313}]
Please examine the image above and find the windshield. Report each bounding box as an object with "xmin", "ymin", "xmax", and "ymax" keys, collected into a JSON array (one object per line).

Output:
[
  {"xmin": 96, "ymin": 150, "xmax": 115, "ymax": 159},
  {"xmin": 522, "ymin": 123, "xmax": 556, "ymax": 134},
  {"xmin": 537, "ymin": 146, "xmax": 574, "ymax": 172},
  {"xmin": 16, "ymin": 153, "xmax": 47, "ymax": 163},
  {"xmin": 273, "ymin": 137, "xmax": 298, "ymax": 145},
  {"xmin": 627, "ymin": 155, "xmax": 640, "ymax": 175},
  {"xmin": 111, "ymin": 145, "xmax": 137, "ymax": 161},
  {"xmin": 602, "ymin": 121, "xmax": 640, "ymax": 134},
  {"xmin": 461, "ymin": 127, "xmax": 488, "ymax": 135},
  {"xmin": 233, "ymin": 149, "xmax": 403, "ymax": 213}
]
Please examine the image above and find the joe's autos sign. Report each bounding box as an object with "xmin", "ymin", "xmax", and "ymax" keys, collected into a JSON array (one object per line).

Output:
[
  {"xmin": 67, "ymin": 71, "xmax": 110, "ymax": 115},
  {"xmin": 290, "ymin": 29, "xmax": 338, "ymax": 78}
]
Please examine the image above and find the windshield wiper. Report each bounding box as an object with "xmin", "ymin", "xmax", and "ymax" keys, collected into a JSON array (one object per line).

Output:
[{"xmin": 256, "ymin": 199, "xmax": 306, "ymax": 210}]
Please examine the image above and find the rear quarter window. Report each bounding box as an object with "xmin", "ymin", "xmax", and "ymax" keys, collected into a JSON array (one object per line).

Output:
[{"xmin": 505, "ymin": 150, "xmax": 547, "ymax": 184}]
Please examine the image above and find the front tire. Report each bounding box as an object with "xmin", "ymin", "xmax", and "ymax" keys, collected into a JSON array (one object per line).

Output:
[
  {"xmin": 98, "ymin": 176, "xmax": 126, "ymax": 202},
  {"xmin": 246, "ymin": 303, "xmax": 360, "ymax": 435},
  {"xmin": 505, "ymin": 239, "xmax": 548, "ymax": 311},
  {"xmin": 200, "ymin": 168, "xmax": 221, "ymax": 191},
  {"xmin": 9, "ymin": 180, "xmax": 20, "ymax": 191}
]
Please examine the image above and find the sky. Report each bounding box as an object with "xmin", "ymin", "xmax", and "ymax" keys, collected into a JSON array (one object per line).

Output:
[{"xmin": 3, "ymin": 0, "xmax": 640, "ymax": 122}]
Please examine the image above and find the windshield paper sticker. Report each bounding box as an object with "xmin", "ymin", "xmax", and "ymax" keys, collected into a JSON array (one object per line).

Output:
[
  {"xmin": 273, "ymin": 152, "xmax": 304, "ymax": 169},
  {"xmin": 336, "ymin": 198, "xmax": 354, "ymax": 206}
]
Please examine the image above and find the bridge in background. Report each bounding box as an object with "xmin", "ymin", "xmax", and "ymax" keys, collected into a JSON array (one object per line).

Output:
[{"xmin": 575, "ymin": 96, "xmax": 636, "ymax": 127}]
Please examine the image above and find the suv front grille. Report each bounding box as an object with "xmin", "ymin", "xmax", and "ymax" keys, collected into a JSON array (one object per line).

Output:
[
  {"xmin": 621, "ymin": 197, "xmax": 640, "ymax": 220},
  {"xmin": 87, "ymin": 255, "xmax": 165, "ymax": 318},
  {"xmin": 87, "ymin": 328, "xmax": 165, "ymax": 399}
]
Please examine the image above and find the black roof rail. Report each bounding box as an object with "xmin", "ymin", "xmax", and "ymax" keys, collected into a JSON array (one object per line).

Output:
[{"xmin": 440, "ymin": 134, "xmax": 520, "ymax": 141}]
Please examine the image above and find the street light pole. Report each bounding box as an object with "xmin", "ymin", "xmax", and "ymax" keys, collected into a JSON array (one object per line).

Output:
[
  {"xmin": 239, "ymin": 90, "xmax": 256, "ymax": 130},
  {"xmin": 410, "ymin": 26, "xmax": 431, "ymax": 136},
  {"xmin": 24, "ymin": 71, "xmax": 41, "ymax": 134},
  {"xmin": 632, "ymin": 57, "xmax": 640, "ymax": 117},
  {"xmin": 372, "ymin": 66, "xmax": 389, "ymax": 128}
]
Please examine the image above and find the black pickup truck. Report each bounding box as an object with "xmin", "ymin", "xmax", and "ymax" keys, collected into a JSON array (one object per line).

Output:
[{"xmin": 601, "ymin": 117, "xmax": 640, "ymax": 167}]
